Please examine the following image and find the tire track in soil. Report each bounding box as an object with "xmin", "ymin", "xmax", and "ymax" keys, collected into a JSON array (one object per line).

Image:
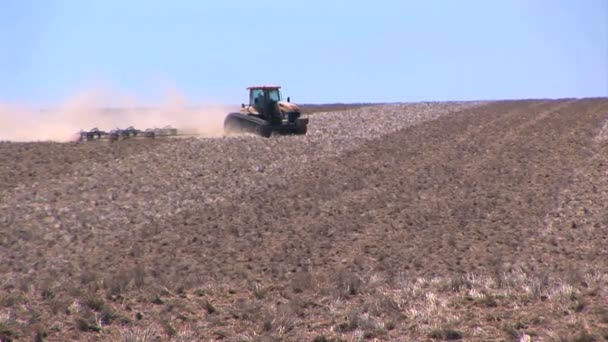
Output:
[
  {"xmin": 327, "ymin": 98, "xmax": 607, "ymax": 278},
  {"xmin": 297, "ymin": 99, "xmax": 572, "ymax": 271},
  {"xmin": 535, "ymin": 99, "xmax": 608, "ymax": 275},
  {"xmin": 262, "ymin": 100, "xmax": 562, "ymax": 275},
  {"xmin": 153, "ymin": 99, "xmax": 607, "ymax": 288},
  {"xmin": 296, "ymin": 99, "xmax": 562, "ymax": 256}
]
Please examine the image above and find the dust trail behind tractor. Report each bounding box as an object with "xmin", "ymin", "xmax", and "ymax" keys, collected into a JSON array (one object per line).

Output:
[{"xmin": 72, "ymin": 86, "xmax": 310, "ymax": 142}]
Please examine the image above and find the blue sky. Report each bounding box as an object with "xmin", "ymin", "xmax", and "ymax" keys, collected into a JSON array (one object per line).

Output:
[{"xmin": 1, "ymin": 0, "xmax": 607, "ymax": 105}]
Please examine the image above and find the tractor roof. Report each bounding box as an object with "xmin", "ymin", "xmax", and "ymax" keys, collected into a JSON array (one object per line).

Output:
[{"xmin": 247, "ymin": 85, "xmax": 281, "ymax": 90}]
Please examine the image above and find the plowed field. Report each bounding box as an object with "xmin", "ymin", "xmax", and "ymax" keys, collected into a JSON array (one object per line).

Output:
[{"xmin": 1, "ymin": 99, "xmax": 607, "ymax": 341}]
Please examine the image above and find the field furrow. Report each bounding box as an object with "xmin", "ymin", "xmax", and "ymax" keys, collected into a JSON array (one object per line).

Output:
[{"xmin": 1, "ymin": 99, "xmax": 607, "ymax": 341}]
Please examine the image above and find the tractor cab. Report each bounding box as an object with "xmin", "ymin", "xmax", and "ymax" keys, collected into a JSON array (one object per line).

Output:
[
  {"xmin": 249, "ymin": 86, "xmax": 281, "ymax": 107},
  {"xmin": 247, "ymin": 86, "xmax": 284, "ymax": 121}
]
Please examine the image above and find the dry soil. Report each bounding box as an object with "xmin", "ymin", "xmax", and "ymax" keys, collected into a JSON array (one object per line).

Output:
[{"xmin": 1, "ymin": 99, "xmax": 607, "ymax": 341}]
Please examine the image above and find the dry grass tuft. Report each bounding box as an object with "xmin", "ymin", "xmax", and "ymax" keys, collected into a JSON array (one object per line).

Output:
[
  {"xmin": 121, "ymin": 325, "xmax": 158, "ymax": 342},
  {"xmin": 428, "ymin": 326, "xmax": 464, "ymax": 340}
]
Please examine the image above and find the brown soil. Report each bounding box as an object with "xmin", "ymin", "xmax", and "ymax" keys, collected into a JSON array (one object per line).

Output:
[
  {"xmin": 1, "ymin": 99, "xmax": 608, "ymax": 341},
  {"xmin": 0, "ymin": 140, "xmax": 170, "ymax": 193},
  {"xmin": 299, "ymin": 103, "xmax": 378, "ymax": 114}
]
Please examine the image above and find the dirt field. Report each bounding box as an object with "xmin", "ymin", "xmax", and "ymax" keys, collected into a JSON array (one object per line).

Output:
[{"xmin": 1, "ymin": 99, "xmax": 607, "ymax": 341}]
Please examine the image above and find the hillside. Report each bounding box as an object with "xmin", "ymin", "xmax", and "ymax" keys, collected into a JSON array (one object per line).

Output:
[{"xmin": 1, "ymin": 99, "xmax": 607, "ymax": 341}]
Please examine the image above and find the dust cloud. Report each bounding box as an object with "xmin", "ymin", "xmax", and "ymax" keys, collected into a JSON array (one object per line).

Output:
[{"xmin": 0, "ymin": 87, "xmax": 233, "ymax": 142}]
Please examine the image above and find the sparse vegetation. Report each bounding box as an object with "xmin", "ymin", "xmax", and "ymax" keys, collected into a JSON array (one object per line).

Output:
[
  {"xmin": 204, "ymin": 300, "xmax": 217, "ymax": 314},
  {"xmin": 1, "ymin": 100, "xmax": 608, "ymax": 340},
  {"xmin": 428, "ymin": 326, "xmax": 463, "ymax": 340},
  {"xmin": 0, "ymin": 322, "xmax": 17, "ymax": 342}
]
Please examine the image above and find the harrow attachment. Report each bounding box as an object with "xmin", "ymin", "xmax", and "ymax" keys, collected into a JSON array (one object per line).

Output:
[
  {"xmin": 77, "ymin": 125, "xmax": 179, "ymax": 142},
  {"xmin": 78, "ymin": 128, "xmax": 108, "ymax": 141}
]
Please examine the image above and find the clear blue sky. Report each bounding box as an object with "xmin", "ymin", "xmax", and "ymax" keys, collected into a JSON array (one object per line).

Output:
[{"xmin": 1, "ymin": 0, "xmax": 607, "ymax": 104}]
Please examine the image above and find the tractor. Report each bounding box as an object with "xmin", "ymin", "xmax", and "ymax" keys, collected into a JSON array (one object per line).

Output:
[{"xmin": 223, "ymin": 85, "xmax": 308, "ymax": 137}]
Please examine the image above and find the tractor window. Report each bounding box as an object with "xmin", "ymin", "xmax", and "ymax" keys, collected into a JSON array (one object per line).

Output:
[
  {"xmin": 251, "ymin": 89, "xmax": 265, "ymax": 105},
  {"xmin": 268, "ymin": 89, "xmax": 281, "ymax": 102}
]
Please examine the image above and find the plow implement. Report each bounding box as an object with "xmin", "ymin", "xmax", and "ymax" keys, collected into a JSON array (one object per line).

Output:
[{"xmin": 77, "ymin": 126, "xmax": 181, "ymax": 142}]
